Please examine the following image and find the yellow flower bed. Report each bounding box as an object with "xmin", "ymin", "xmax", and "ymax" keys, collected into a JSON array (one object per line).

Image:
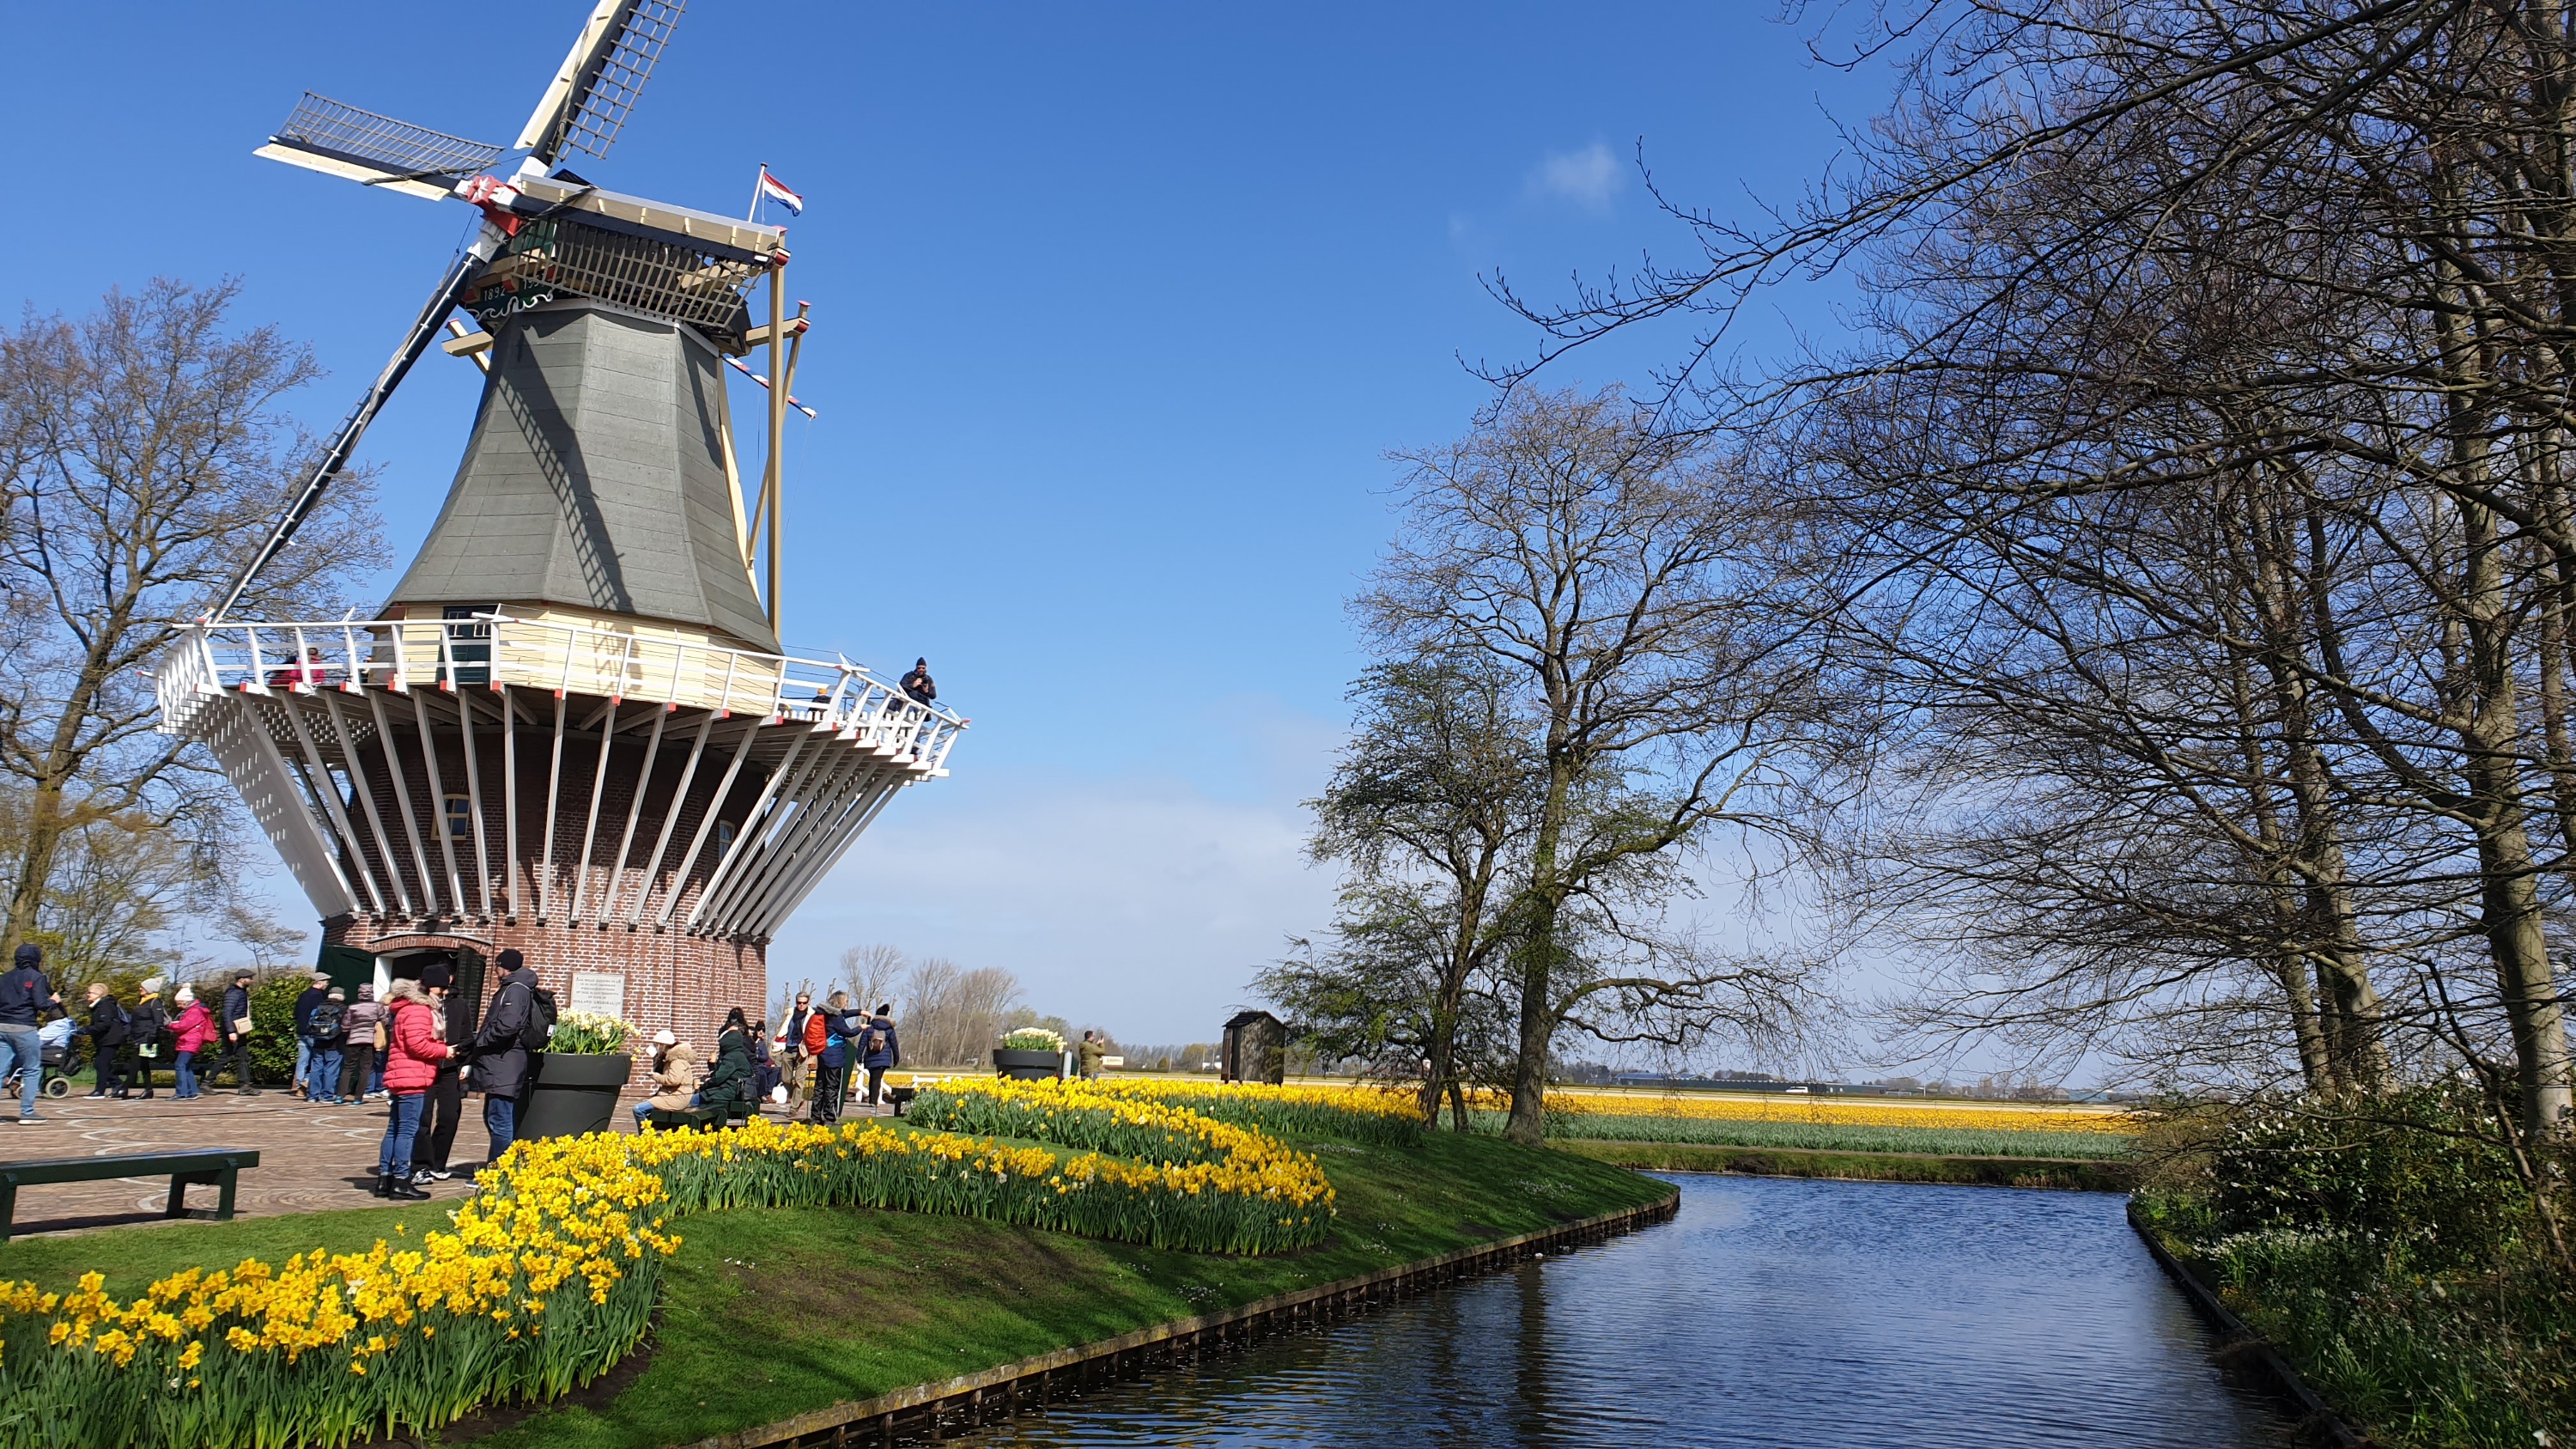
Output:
[
  {"xmin": 907, "ymin": 1076, "xmax": 1340, "ymax": 1207},
  {"xmin": 1083, "ymin": 1075, "xmax": 1426, "ymax": 1144},
  {"xmin": 0, "ymin": 1097, "xmax": 1332, "ymax": 1448},
  {"xmin": 1538, "ymin": 1090, "xmax": 2136, "ymax": 1135}
]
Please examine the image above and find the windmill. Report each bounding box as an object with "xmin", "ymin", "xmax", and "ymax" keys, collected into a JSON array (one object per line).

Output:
[{"xmin": 156, "ymin": 1, "xmax": 963, "ymax": 1056}]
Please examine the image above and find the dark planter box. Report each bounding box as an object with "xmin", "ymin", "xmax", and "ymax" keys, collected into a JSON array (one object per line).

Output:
[
  {"xmin": 993, "ymin": 1048, "xmax": 1065, "ymax": 1081},
  {"xmin": 520, "ymin": 1051, "xmax": 631, "ymax": 1140}
]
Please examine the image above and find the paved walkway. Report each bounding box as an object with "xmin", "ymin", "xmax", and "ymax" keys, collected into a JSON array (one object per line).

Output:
[{"xmin": 0, "ymin": 1087, "xmax": 901, "ymax": 1239}]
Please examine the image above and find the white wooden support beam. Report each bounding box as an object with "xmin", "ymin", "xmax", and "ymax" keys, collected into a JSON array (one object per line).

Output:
[
  {"xmin": 568, "ymin": 702, "xmax": 623, "ymax": 922},
  {"xmin": 599, "ymin": 703, "xmax": 667, "ymax": 926},
  {"xmin": 724, "ymin": 744, "xmax": 878, "ymax": 935},
  {"xmin": 626, "ymin": 709, "xmax": 714, "ymax": 925},
  {"xmin": 538, "ymin": 691, "xmax": 568, "ymax": 921},
  {"xmin": 369, "ymin": 689, "xmax": 436, "ymax": 910},
  {"xmin": 501, "ymin": 684, "xmax": 522, "ymax": 921},
  {"xmin": 658, "ymin": 720, "xmax": 762, "ymax": 928},
  {"xmin": 413, "ymin": 693, "xmax": 465, "ymax": 915},
  {"xmin": 458, "ymin": 688, "xmax": 492, "ymax": 919},
  {"xmin": 693, "ymin": 727, "xmax": 824, "ymax": 930},
  {"xmin": 320, "ymin": 691, "xmax": 412, "ymax": 916},
  {"xmin": 274, "ymin": 691, "xmax": 385, "ymax": 916}
]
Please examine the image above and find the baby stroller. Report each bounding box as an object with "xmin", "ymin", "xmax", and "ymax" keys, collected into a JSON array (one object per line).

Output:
[{"xmin": 2, "ymin": 1033, "xmax": 81, "ymax": 1099}]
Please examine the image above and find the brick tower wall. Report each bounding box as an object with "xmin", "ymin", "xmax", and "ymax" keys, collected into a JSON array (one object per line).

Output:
[{"xmin": 317, "ymin": 702, "xmax": 781, "ymax": 1078}]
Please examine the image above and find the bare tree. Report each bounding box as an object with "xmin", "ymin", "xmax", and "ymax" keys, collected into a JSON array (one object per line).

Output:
[
  {"xmin": 896, "ymin": 956, "xmax": 1023, "ymax": 1066},
  {"xmin": 1362, "ymin": 387, "xmax": 1832, "ymax": 1142},
  {"xmin": 840, "ymin": 942, "xmax": 906, "ymax": 1014},
  {"xmin": 0, "ymin": 281, "xmax": 386, "ymax": 962}
]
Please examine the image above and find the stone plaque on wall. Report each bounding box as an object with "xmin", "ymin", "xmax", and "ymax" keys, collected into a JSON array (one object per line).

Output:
[{"xmin": 569, "ymin": 971, "xmax": 626, "ymax": 1020}]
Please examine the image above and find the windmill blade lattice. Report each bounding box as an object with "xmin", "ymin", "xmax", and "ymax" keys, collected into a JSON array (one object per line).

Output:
[
  {"xmin": 524, "ymin": 0, "xmax": 688, "ymax": 165},
  {"xmin": 271, "ymin": 94, "xmax": 505, "ymax": 187}
]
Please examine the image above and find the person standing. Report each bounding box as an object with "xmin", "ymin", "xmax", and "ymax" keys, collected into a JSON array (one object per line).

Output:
[
  {"xmin": 126, "ymin": 980, "xmax": 167, "ymax": 1099},
  {"xmin": 1077, "ymin": 1028, "xmax": 1106, "ymax": 1082},
  {"xmin": 339, "ymin": 984, "xmax": 385, "ymax": 1105},
  {"xmin": 749, "ymin": 1014, "xmax": 779, "ymax": 1103},
  {"xmin": 373, "ymin": 978, "xmax": 450, "ymax": 1201},
  {"xmin": 419, "ymin": 964, "xmax": 468, "ymax": 1180},
  {"xmin": 466, "ymin": 948, "xmax": 544, "ymax": 1164},
  {"xmin": 170, "ymin": 985, "xmax": 214, "ymax": 1100},
  {"xmin": 860, "ymin": 1002, "xmax": 902, "ymax": 1108},
  {"xmin": 290, "ymin": 971, "xmax": 331, "ymax": 1100},
  {"xmin": 307, "ymin": 988, "xmax": 348, "ymax": 1105},
  {"xmin": 220, "ymin": 969, "xmax": 260, "ymax": 1094},
  {"xmin": 806, "ymin": 990, "xmax": 849, "ymax": 1126},
  {"xmin": 782, "ymin": 990, "xmax": 814, "ymax": 1107},
  {"xmin": 0, "ymin": 944, "xmax": 62, "ymax": 1122},
  {"xmin": 83, "ymin": 983, "xmax": 130, "ymax": 1098}
]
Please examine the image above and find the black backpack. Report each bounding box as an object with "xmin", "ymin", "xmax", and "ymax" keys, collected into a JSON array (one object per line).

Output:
[
  {"xmin": 518, "ymin": 983, "xmax": 558, "ymax": 1053},
  {"xmin": 307, "ymin": 1002, "xmax": 343, "ymax": 1044}
]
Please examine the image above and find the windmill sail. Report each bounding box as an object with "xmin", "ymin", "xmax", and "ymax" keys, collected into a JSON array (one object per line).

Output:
[
  {"xmin": 255, "ymin": 94, "xmax": 505, "ymax": 200},
  {"xmin": 519, "ymin": 0, "xmax": 688, "ymax": 165}
]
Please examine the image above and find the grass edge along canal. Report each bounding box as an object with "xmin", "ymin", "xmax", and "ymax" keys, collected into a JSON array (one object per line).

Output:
[
  {"xmin": 0, "ymin": 1126, "xmax": 1666, "ymax": 1449},
  {"xmin": 1559, "ymin": 1138, "xmax": 2140, "ymax": 1192}
]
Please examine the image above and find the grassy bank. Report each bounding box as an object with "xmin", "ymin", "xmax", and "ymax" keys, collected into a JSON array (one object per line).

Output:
[
  {"xmin": 1558, "ymin": 1138, "xmax": 2137, "ymax": 1191},
  {"xmin": 0, "ymin": 1129, "xmax": 1664, "ymax": 1449}
]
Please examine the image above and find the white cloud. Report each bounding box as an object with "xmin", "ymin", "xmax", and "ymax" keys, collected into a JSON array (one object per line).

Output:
[{"xmin": 1527, "ymin": 142, "xmax": 1625, "ymax": 214}]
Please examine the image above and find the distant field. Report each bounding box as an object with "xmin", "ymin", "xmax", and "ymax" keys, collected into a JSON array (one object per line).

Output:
[
  {"xmin": 1519, "ymin": 1111, "xmax": 2135, "ymax": 1160},
  {"xmin": 1537, "ymin": 1090, "xmax": 2136, "ymax": 1133}
]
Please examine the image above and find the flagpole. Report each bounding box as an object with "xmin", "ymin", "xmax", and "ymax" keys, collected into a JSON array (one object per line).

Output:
[{"xmin": 747, "ymin": 162, "xmax": 766, "ymax": 222}]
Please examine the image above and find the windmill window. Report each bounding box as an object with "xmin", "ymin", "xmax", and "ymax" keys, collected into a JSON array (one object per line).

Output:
[
  {"xmin": 714, "ymin": 819, "xmax": 737, "ymax": 855},
  {"xmin": 444, "ymin": 795, "xmax": 471, "ymax": 840}
]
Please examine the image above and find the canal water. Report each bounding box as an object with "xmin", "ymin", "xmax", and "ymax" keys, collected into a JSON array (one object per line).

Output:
[{"xmin": 945, "ymin": 1173, "xmax": 2290, "ymax": 1447}]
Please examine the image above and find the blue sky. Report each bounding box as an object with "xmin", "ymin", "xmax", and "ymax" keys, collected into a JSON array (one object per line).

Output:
[{"xmin": 2, "ymin": 3, "xmax": 1886, "ymax": 1049}]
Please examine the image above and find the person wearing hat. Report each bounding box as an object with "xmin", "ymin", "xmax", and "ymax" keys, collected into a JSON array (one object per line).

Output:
[
  {"xmin": 464, "ymin": 948, "xmax": 545, "ymax": 1163},
  {"xmin": 125, "ymin": 978, "xmax": 167, "ymax": 1099},
  {"xmin": 635, "ymin": 1028, "xmax": 698, "ymax": 1126},
  {"xmin": 220, "ymin": 969, "xmax": 259, "ymax": 1093},
  {"xmin": 290, "ymin": 971, "xmax": 332, "ymax": 1100},
  {"xmin": 169, "ymin": 984, "xmax": 214, "ymax": 1099},
  {"xmin": 900, "ymin": 658, "xmax": 936, "ymax": 705},
  {"xmin": 0, "ymin": 943, "xmax": 62, "ymax": 1121},
  {"xmin": 782, "ymin": 989, "xmax": 815, "ymax": 1108},
  {"xmin": 417, "ymin": 962, "xmax": 468, "ymax": 1180}
]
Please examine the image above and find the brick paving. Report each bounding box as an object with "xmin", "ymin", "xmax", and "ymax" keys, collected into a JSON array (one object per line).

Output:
[{"xmin": 0, "ymin": 1084, "xmax": 899, "ymax": 1239}]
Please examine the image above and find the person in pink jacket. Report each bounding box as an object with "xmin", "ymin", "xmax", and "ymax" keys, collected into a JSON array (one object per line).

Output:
[
  {"xmin": 169, "ymin": 986, "xmax": 216, "ymax": 1099},
  {"xmin": 372, "ymin": 978, "xmax": 451, "ymax": 1200}
]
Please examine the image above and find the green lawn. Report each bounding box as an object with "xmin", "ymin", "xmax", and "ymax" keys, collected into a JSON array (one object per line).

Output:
[{"xmin": 0, "ymin": 1129, "xmax": 1666, "ymax": 1449}]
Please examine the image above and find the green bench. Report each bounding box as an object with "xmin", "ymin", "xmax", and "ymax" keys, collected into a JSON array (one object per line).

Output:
[
  {"xmin": 643, "ymin": 1100, "xmax": 759, "ymax": 1132},
  {"xmin": 0, "ymin": 1149, "xmax": 260, "ymax": 1244}
]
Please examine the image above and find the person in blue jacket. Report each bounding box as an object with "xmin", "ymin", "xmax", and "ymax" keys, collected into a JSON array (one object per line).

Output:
[{"xmin": 858, "ymin": 1002, "xmax": 901, "ymax": 1110}]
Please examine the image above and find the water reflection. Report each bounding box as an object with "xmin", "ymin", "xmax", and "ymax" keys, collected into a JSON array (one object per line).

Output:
[{"xmin": 945, "ymin": 1174, "xmax": 2289, "ymax": 1448}]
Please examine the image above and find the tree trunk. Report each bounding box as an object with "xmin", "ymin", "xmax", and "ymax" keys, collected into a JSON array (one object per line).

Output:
[{"xmin": 1504, "ymin": 755, "xmax": 1576, "ymax": 1146}]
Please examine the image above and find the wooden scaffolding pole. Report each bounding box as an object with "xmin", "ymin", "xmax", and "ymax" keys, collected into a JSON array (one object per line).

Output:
[{"xmin": 764, "ymin": 255, "xmax": 787, "ymax": 639}]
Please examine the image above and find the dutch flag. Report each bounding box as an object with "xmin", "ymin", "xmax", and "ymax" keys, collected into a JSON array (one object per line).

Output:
[{"xmin": 757, "ymin": 166, "xmax": 805, "ymax": 216}]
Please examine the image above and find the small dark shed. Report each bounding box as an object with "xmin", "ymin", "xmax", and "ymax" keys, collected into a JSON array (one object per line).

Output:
[{"xmin": 1221, "ymin": 1009, "xmax": 1286, "ymax": 1086}]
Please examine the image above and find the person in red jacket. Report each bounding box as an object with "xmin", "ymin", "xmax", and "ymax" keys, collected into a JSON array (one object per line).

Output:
[
  {"xmin": 371, "ymin": 978, "xmax": 451, "ymax": 1200},
  {"xmin": 170, "ymin": 986, "xmax": 216, "ymax": 1099}
]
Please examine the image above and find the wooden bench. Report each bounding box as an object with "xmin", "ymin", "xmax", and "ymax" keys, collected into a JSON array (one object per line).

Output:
[{"xmin": 0, "ymin": 1149, "xmax": 260, "ymax": 1243}]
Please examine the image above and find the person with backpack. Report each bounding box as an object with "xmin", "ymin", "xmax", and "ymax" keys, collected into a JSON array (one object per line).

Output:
[
  {"xmin": 220, "ymin": 969, "xmax": 259, "ymax": 1094},
  {"xmin": 0, "ymin": 944, "xmax": 61, "ymax": 1122},
  {"xmin": 170, "ymin": 985, "xmax": 214, "ymax": 1100},
  {"xmin": 125, "ymin": 980, "xmax": 167, "ymax": 1099},
  {"xmin": 465, "ymin": 948, "xmax": 550, "ymax": 1165},
  {"xmin": 372, "ymin": 977, "xmax": 450, "ymax": 1200},
  {"xmin": 805, "ymin": 990, "xmax": 851, "ymax": 1126},
  {"xmin": 307, "ymin": 988, "xmax": 349, "ymax": 1105},
  {"xmin": 82, "ymin": 983, "xmax": 130, "ymax": 1098},
  {"xmin": 860, "ymin": 1002, "xmax": 901, "ymax": 1108},
  {"xmin": 338, "ymin": 983, "xmax": 385, "ymax": 1105},
  {"xmin": 291, "ymin": 971, "xmax": 331, "ymax": 1100}
]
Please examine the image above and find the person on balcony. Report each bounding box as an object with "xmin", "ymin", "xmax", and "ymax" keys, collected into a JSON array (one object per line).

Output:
[{"xmin": 900, "ymin": 658, "xmax": 936, "ymax": 704}]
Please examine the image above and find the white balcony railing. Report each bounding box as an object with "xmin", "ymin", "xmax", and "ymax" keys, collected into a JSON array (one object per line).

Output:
[{"xmin": 156, "ymin": 612, "xmax": 967, "ymax": 776}]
